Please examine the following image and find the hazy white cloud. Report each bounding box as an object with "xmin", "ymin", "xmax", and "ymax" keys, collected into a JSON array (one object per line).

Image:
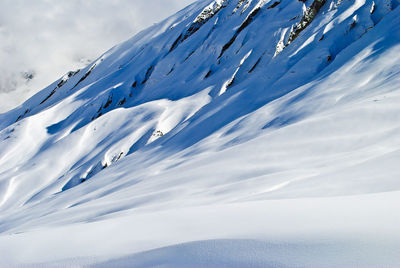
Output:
[{"xmin": 0, "ymin": 0, "xmax": 195, "ymax": 112}]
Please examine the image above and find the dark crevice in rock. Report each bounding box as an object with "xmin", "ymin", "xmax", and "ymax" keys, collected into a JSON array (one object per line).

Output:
[
  {"xmin": 95, "ymin": 112, "xmax": 103, "ymax": 120},
  {"xmin": 58, "ymin": 70, "xmax": 79, "ymax": 88},
  {"xmin": 40, "ymin": 70, "xmax": 80, "ymax": 105},
  {"xmin": 91, "ymin": 93, "xmax": 116, "ymax": 120},
  {"xmin": 226, "ymin": 77, "xmax": 235, "ymax": 88},
  {"xmin": 170, "ymin": 34, "xmax": 183, "ymax": 52},
  {"xmin": 118, "ymin": 98, "xmax": 127, "ymax": 106},
  {"xmin": 248, "ymin": 56, "xmax": 262, "ymax": 73},
  {"xmin": 267, "ymin": 1, "xmax": 281, "ymax": 9},
  {"xmin": 205, "ymin": 70, "xmax": 213, "ymax": 79},
  {"xmin": 287, "ymin": 0, "xmax": 328, "ymax": 45},
  {"xmin": 142, "ymin": 65, "xmax": 155, "ymax": 85},
  {"xmin": 234, "ymin": 0, "xmax": 247, "ymax": 13},
  {"xmin": 92, "ymin": 105, "xmax": 104, "ymax": 120},
  {"xmin": 103, "ymin": 94, "xmax": 113, "ymax": 109},
  {"xmin": 170, "ymin": 1, "xmax": 227, "ymax": 52},
  {"xmin": 349, "ymin": 20, "xmax": 357, "ymax": 31},
  {"xmin": 166, "ymin": 65, "xmax": 175, "ymax": 75},
  {"xmin": 15, "ymin": 109, "xmax": 30, "ymax": 122},
  {"xmin": 219, "ymin": 7, "xmax": 261, "ymax": 59},
  {"xmin": 72, "ymin": 64, "xmax": 97, "ymax": 89},
  {"xmin": 184, "ymin": 51, "xmax": 196, "ymax": 61},
  {"xmin": 290, "ymin": 15, "xmax": 299, "ymax": 21},
  {"xmin": 40, "ymin": 89, "xmax": 57, "ymax": 105}
]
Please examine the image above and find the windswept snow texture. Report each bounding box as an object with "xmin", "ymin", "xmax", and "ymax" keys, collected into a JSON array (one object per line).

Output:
[{"xmin": 1, "ymin": 0, "xmax": 400, "ymax": 266}]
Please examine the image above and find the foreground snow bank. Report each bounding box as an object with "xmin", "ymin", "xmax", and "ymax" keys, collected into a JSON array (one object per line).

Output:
[{"xmin": 0, "ymin": 191, "xmax": 399, "ymax": 267}]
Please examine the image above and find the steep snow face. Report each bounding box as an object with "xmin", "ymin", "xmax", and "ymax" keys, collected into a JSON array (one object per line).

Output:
[{"xmin": 0, "ymin": 0, "xmax": 400, "ymax": 265}]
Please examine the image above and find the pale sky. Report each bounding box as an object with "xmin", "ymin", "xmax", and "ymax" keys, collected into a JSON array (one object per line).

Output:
[{"xmin": 0, "ymin": 0, "xmax": 195, "ymax": 112}]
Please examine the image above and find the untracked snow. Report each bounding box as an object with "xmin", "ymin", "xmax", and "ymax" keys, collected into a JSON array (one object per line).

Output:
[{"xmin": 0, "ymin": 0, "xmax": 400, "ymax": 266}]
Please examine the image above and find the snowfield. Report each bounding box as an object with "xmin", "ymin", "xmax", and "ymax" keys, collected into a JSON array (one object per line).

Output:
[
  {"xmin": 1, "ymin": 192, "xmax": 400, "ymax": 267},
  {"xmin": 0, "ymin": 0, "xmax": 400, "ymax": 266}
]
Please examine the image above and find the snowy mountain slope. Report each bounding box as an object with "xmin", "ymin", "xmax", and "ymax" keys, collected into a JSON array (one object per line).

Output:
[{"xmin": 0, "ymin": 0, "xmax": 400, "ymax": 266}]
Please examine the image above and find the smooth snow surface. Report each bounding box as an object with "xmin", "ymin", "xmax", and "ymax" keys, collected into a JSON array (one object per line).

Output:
[{"xmin": 1, "ymin": 0, "xmax": 400, "ymax": 266}]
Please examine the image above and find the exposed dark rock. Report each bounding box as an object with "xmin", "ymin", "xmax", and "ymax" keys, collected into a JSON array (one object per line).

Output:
[
  {"xmin": 170, "ymin": 0, "xmax": 227, "ymax": 52},
  {"xmin": 219, "ymin": 7, "xmax": 261, "ymax": 58},
  {"xmin": 72, "ymin": 64, "xmax": 96, "ymax": 89},
  {"xmin": 142, "ymin": 65, "xmax": 155, "ymax": 85},
  {"xmin": 15, "ymin": 109, "xmax": 31, "ymax": 122},
  {"xmin": 170, "ymin": 34, "xmax": 183, "ymax": 52},
  {"xmin": 57, "ymin": 70, "xmax": 79, "ymax": 88},
  {"xmin": 152, "ymin": 130, "xmax": 164, "ymax": 137},
  {"xmin": 233, "ymin": 0, "xmax": 247, "ymax": 13},
  {"xmin": 287, "ymin": 0, "xmax": 328, "ymax": 45},
  {"xmin": 40, "ymin": 89, "xmax": 56, "ymax": 105},
  {"xmin": 103, "ymin": 95, "xmax": 113, "ymax": 109},
  {"xmin": 267, "ymin": 1, "xmax": 281, "ymax": 9},
  {"xmin": 248, "ymin": 56, "xmax": 262, "ymax": 73},
  {"xmin": 166, "ymin": 65, "xmax": 175, "ymax": 75},
  {"xmin": 205, "ymin": 70, "xmax": 213, "ymax": 78},
  {"xmin": 350, "ymin": 20, "xmax": 357, "ymax": 31},
  {"xmin": 185, "ymin": 51, "xmax": 196, "ymax": 61},
  {"xmin": 226, "ymin": 77, "xmax": 235, "ymax": 88},
  {"xmin": 290, "ymin": 16, "xmax": 299, "ymax": 21},
  {"xmin": 370, "ymin": 1, "xmax": 376, "ymax": 14},
  {"xmin": 118, "ymin": 98, "xmax": 127, "ymax": 106}
]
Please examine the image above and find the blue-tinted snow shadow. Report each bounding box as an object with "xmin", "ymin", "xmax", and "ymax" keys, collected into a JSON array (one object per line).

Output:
[
  {"xmin": 163, "ymin": 12, "xmax": 400, "ymax": 153},
  {"xmin": 94, "ymin": 239, "xmax": 289, "ymax": 268},
  {"xmin": 92, "ymin": 238, "xmax": 397, "ymax": 268}
]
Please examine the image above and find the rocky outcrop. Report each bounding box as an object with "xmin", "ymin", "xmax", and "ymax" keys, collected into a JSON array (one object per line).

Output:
[
  {"xmin": 287, "ymin": 0, "xmax": 327, "ymax": 45},
  {"xmin": 170, "ymin": 0, "xmax": 228, "ymax": 52}
]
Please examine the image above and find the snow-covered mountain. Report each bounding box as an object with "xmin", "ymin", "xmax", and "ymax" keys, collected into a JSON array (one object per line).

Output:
[
  {"xmin": 0, "ymin": 0, "xmax": 194, "ymax": 114},
  {"xmin": 1, "ymin": 0, "xmax": 400, "ymax": 266}
]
